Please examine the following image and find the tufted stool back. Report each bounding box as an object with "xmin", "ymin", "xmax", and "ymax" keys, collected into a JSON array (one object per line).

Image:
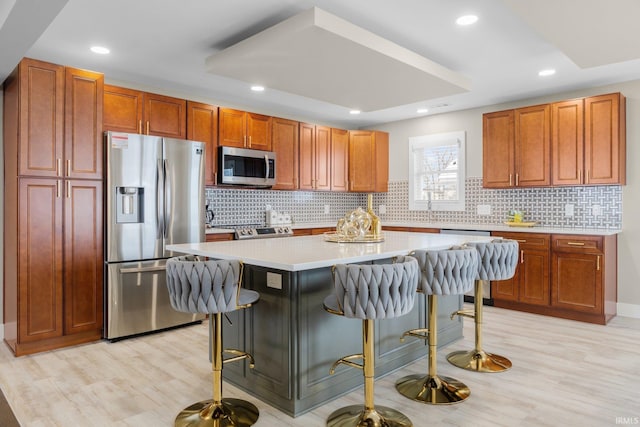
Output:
[
  {"xmin": 467, "ymin": 239, "xmax": 518, "ymax": 281},
  {"xmin": 328, "ymin": 255, "xmax": 419, "ymax": 320},
  {"xmin": 410, "ymin": 247, "xmax": 479, "ymax": 296},
  {"xmin": 166, "ymin": 255, "xmax": 258, "ymax": 314}
]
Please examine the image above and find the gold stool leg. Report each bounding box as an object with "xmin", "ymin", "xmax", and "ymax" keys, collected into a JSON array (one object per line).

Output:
[
  {"xmin": 396, "ymin": 295, "xmax": 470, "ymax": 404},
  {"xmin": 446, "ymin": 280, "xmax": 512, "ymax": 373},
  {"xmin": 327, "ymin": 319, "xmax": 413, "ymax": 427},
  {"xmin": 175, "ymin": 314, "xmax": 259, "ymax": 427}
]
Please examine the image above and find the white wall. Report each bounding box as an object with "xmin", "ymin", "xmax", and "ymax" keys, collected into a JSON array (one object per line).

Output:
[{"xmin": 376, "ymin": 80, "xmax": 640, "ymax": 314}]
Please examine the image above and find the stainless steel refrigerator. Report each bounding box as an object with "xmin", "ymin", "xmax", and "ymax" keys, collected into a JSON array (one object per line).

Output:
[{"xmin": 105, "ymin": 132, "xmax": 206, "ymax": 340}]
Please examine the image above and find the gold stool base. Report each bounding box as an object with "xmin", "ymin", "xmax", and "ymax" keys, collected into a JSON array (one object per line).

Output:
[
  {"xmin": 446, "ymin": 349, "xmax": 512, "ymax": 373},
  {"xmin": 175, "ymin": 398, "xmax": 259, "ymax": 427},
  {"xmin": 327, "ymin": 405, "xmax": 412, "ymax": 427},
  {"xmin": 395, "ymin": 374, "xmax": 470, "ymax": 405}
]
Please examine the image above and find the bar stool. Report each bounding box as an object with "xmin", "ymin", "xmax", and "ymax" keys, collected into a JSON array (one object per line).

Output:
[
  {"xmin": 166, "ymin": 255, "xmax": 260, "ymax": 427},
  {"xmin": 447, "ymin": 239, "xmax": 519, "ymax": 372},
  {"xmin": 395, "ymin": 247, "xmax": 479, "ymax": 404},
  {"xmin": 323, "ymin": 256, "xmax": 419, "ymax": 427}
]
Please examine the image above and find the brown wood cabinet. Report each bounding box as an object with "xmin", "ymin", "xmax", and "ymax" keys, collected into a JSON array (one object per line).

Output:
[
  {"xmin": 299, "ymin": 123, "xmax": 331, "ymax": 191},
  {"xmin": 187, "ymin": 101, "xmax": 218, "ymax": 186},
  {"xmin": 348, "ymin": 130, "xmax": 389, "ymax": 192},
  {"xmin": 206, "ymin": 232, "xmax": 234, "ymax": 242},
  {"xmin": 272, "ymin": 117, "xmax": 299, "ymax": 190},
  {"xmin": 483, "ymin": 105, "xmax": 550, "ymax": 188},
  {"xmin": 487, "ymin": 92, "xmax": 625, "ymax": 188},
  {"xmin": 104, "ymin": 85, "xmax": 186, "ymax": 138},
  {"xmin": 490, "ymin": 231, "xmax": 617, "ymax": 325},
  {"xmin": 552, "ymin": 93, "xmax": 626, "ymax": 185},
  {"xmin": 330, "ymin": 128, "xmax": 349, "ymax": 192},
  {"xmin": 491, "ymin": 232, "xmax": 550, "ymax": 306},
  {"xmin": 584, "ymin": 93, "xmax": 626, "ymax": 185},
  {"xmin": 551, "ymin": 234, "xmax": 616, "ymax": 324},
  {"xmin": 219, "ymin": 108, "xmax": 272, "ymax": 151},
  {"xmin": 3, "ymin": 58, "xmax": 104, "ymax": 356}
]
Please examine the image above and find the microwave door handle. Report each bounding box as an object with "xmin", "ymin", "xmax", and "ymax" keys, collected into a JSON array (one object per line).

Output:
[{"xmin": 264, "ymin": 154, "xmax": 269, "ymax": 181}]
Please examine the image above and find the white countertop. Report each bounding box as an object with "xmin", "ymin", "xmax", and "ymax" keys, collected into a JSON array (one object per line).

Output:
[
  {"xmin": 205, "ymin": 222, "xmax": 621, "ymax": 236},
  {"xmin": 169, "ymin": 231, "xmax": 494, "ymax": 271}
]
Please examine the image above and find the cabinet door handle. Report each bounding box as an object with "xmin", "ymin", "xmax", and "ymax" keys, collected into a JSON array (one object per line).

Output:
[
  {"xmin": 515, "ymin": 173, "xmax": 519, "ymax": 186},
  {"xmin": 66, "ymin": 159, "xmax": 71, "ymax": 177},
  {"xmin": 244, "ymin": 135, "xmax": 247, "ymax": 146},
  {"xmin": 56, "ymin": 158, "xmax": 62, "ymax": 176},
  {"xmin": 509, "ymin": 174, "xmax": 513, "ymax": 186},
  {"xmin": 567, "ymin": 242, "xmax": 585, "ymax": 246},
  {"xmin": 138, "ymin": 120, "xmax": 142, "ymax": 134},
  {"xmin": 66, "ymin": 180, "xmax": 71, "ymax": 198},
  {"xmin": 249, "ymin": 135, "xmax": 252, "ymax": 147},
  {"xmin": 520, "ymin": 250, "xmax": 524, "ymax": 264},
  {"xmin": 597, "ymin": 255, "xmax": 601, "ymax": 271},
  {"xmin": 516, "ymin": 239, "xmax": 527, "ymax": 243},
  {"xmin": 146, "ymin": 121, "xmax": 150, "ymax": 135},
  {"xmin": 56, "ymin": 180, "xmax": 61, "ymax": 198}
]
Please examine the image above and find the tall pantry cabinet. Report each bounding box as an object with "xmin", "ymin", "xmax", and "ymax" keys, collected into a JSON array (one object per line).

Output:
[{"xmin": 3, "ymin": 58, "xmax": 104, "ymax": 356}]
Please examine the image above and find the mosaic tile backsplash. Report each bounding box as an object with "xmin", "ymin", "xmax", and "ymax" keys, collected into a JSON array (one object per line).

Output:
[{"xmin": 205, "ymin": 177, "xmax": 622, "ymax": 229}]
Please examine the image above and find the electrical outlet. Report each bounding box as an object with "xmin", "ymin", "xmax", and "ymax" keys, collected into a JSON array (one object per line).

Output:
[
  {"xmin": 379, "ymin": 205, "xmax": 386, "ymax": 214},
  {"xmin": 324, "ymin": 205, "xmax": 330, "ymax": 214},
  {"xmin": 592, "ymin": 205, "xmax": 602, "ymax": 216},
  {"xmin": 266, "ymin": 272, "xmax": 282, "ymax": 290},
  {"xmin": 477, "ymin": 204, "xmax": 491, "ymax": 215},
  {"xmin": 565, "ymin": 204, "xmax": 574, "ymax": 217}
]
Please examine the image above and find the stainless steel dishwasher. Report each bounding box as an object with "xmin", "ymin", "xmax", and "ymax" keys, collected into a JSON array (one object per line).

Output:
[{"xmin": 440, "ymin": 229, "xmax": 493, "ymax": 305}]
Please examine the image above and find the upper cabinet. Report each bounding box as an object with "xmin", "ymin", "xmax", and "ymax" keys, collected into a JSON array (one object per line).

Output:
[
  {"xmin": 330, "ymin": 128, "xmax": 349, "ymax": 192},
  {"xmin": 483, "ymin": 105, "xmax": 550, "ymax": 188},
  {"xmin": 484, "ymin": 92, "xmax": 626, "ymax": 188},
  {"xmin": 272, "ymin": 117, "xmax": 299, "ymax": 190},
  {"xmin": 584, "ymin": 93, "xmax": 626, "ymax": 185},
  {"xmin": 299, "ymin": 123, "xmax": 331, "ymax": 191},
  {"xmin": 103, "ymin": 85, "xmax": 186, "ymax": 139},
  {"xmin": 6, "ymin": 58, "xmax": 103, "ymax": 180},
  {"xmin": 187, "ymin": 101, "xmax": 218, "ymax": 186},
  {"xmin": 348, "ymin": 130, "xmax": 389, "ymax": 192},
  {"xmin": 219, "ymin": 108, "xmax": 272, "ymax": 151}
]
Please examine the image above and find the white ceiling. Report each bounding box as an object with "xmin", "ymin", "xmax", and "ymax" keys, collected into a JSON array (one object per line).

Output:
[{"xmin": 2, "ymin": 0, "xmax": 640, "ymax": 128}]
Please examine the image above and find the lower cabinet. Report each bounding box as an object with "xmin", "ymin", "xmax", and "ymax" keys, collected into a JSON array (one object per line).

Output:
[
  {"xmin": 490, "ymin": 231, "xmax": 616, "ymax": 324},
  {"xmin": 551, "ymin": 234, "xmax": 617, "ymax": 324},
  {"xmin": 222, "ymin": 263, "xmax": 464, "ymax": 416},
  {"xmin": 5, "ymin": 178, "xmax": 103, "ymax": 355},
  {"xmin": 491, "ymin": 232, "xmax": 550, "ymax": 306}
]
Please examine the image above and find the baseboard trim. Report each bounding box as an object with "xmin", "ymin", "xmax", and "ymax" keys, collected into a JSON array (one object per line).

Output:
[{"xmin": 617, "ymin": 303, "xmax": 640, "ymax": 319}]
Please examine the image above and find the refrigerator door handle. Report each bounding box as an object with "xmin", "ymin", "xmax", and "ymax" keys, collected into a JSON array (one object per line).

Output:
[
  {"xmin": 120, "ymin": 266, "xmax": 167, "ymax": 274},
  {"xmin": 164, "ymin": 159, "xmax": 170, "ymax": 238},
  {"xmin": 157, "ymin": 159, "xmax": 165, "ymax": 239}
]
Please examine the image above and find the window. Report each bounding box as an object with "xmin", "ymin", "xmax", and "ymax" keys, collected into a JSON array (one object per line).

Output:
[{"xmin": 408, "ymin": 131, "xmax": 466, "ymax": 211}]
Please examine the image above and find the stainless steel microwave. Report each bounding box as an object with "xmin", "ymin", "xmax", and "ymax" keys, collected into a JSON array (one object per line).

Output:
[{"xmin": 218, "ymin": 146, "xmax": 276, "ymax": 187}]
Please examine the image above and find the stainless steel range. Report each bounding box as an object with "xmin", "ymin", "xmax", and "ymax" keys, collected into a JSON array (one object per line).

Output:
[{"xmin": 234, "ymin": 225, "xmax": 293, "ymax": 240}]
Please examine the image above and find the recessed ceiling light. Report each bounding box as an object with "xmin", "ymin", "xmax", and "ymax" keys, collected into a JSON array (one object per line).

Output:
[
  {"xmin": 90, "ymin": 46, "xmax": 110, "ymax": 55},
  {"xmin": 417, "ymin": 108, "xmax": 429, "ymax": 114},
  {"xmin": 250, "ymin": 85, "xmax": 265, "ymax": 92},
  {"xmin": 538, "ymin": 69, "xmax": 556, "ymax": 77},
  {"xmin": 456, "ymin": 15, "xmax": 478, "ymax": 26},
  {"xmin": 349, "ymin": 110, "xmax": 361, "ymax": 115}
]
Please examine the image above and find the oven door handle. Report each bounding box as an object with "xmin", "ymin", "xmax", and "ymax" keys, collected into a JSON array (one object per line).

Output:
[{"xmin": 120, "ymin": 266, "xmax": 166, "ymax": 274}]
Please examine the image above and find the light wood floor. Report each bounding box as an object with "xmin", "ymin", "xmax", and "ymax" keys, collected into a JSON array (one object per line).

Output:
[{"xmin": 1, "ymin": 305, "xmax": 639, "ymax": 426}]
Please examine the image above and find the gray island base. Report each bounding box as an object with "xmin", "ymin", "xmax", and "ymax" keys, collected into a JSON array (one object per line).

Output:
[{"xmin": 168, "ymin": 231, "xmax": 493, "ymax": 417}]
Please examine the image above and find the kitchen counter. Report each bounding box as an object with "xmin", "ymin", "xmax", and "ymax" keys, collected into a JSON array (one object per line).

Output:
[
  {"xmin": 170, "ymin": 230, "xmax": 494, "ymax": 271},
  {"xmin": 166, "ymin": 231, "xmax": 493, "ymax": 416}
]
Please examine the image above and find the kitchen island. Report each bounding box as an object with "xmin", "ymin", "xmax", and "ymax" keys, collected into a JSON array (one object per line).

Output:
[{"xmin": 167, "ymin": 231, "xmax": 493, "ymax": 417}]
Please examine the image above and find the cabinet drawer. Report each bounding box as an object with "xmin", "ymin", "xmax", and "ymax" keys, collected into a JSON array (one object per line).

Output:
[
  {"xmin": 552, "ymin": 235, "xmax": 603, "ymax": 253},
  {"xmin": 491, "ymin": 231, "xmax": 550, "ymax": 250}
]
